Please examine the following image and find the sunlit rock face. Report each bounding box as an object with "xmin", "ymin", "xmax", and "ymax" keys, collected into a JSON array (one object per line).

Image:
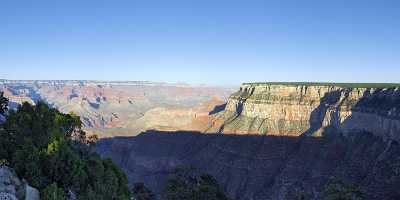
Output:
[
  {"xmin": 214, "ymin": 83, "xmax": 400, "ymax": 141},
  {"xmin": 0, "ymin": 80, "xmax": 234, "ymax": 138}
]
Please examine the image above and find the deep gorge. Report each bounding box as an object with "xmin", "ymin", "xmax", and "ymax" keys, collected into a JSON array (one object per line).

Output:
[{"xmin": 97, "ymin": 83, "xmax": 400, "ymax": 200}]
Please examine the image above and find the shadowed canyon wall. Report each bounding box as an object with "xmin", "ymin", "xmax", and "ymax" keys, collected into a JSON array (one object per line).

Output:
[{"xmin": 97, "ymin": 131, "xmax": 400, "ymax": 200}]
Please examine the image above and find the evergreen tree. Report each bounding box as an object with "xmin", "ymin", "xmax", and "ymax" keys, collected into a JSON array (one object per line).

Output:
[
  {"xmin": 0, "ymin": 91, "xmax": 8, "ymax": 114},
  {"xmin": 323, "ymin": 179, "xmax": 364, "ymax": 200},
  {"xmin": 0, "ymin": 101, "xmax": 131, "ymax": 199},
  {"xmin": 131, "ymin": 182, "xmax": 155, "ymax": 200},
  {"xmin": 163, "ymin": 167, "xmax": 232, "ymax": 200},
  {"xmin": 42, "ymin": 183, "xmax": 66, "ymax": 200}
]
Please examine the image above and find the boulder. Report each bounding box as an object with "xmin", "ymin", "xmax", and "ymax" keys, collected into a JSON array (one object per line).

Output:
[{"xmin": 0, "ymin": 166, "xmax": 40, "ymax": 200}]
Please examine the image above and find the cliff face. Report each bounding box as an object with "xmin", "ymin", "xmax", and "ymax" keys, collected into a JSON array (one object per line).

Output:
[
  {"xmin": 0, "ymin": 80, "xmax": 234, "ymax": 137},
  {"xmin": 97, "ymin": 131, "xmax": 400, "ymax": 200},
  {"xmin": 216, "ymin": 83, "xmax": 400, "ymax": 141},
  {"xmin": 96, "ymin": 83, "xmax": 400, "ymax": 200}
]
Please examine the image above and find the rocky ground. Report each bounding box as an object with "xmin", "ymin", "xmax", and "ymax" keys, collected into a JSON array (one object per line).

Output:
[{"xmin": 0, "ymin": 166, "xmax": 39, "ymax": 200}]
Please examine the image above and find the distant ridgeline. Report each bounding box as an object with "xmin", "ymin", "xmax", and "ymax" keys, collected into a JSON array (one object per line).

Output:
[
  {"xmin": 0, "ymin": 79, "xmax": 178, "ymax": 86},
  {"xmin": 0, "ymin": 79, "xmax": 233, "ymax": 138},
  {"xmin": 208, "ymin": 82, "xmax": 400, "ymax": 141}
]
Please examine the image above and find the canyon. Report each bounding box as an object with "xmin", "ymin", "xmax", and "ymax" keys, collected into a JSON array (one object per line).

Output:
[
  {"xmin": 97, "ymin": 130, "xmax": 400, "ymax": 200},
  {"xmin": 97, "ymin": 82, "xmax": 400, "ymax": 200},
  {"xmin": 0, "ymin": 80, "xmax": 233, "ymax": 137},
  {"xmin": 2, "ymin": 81, "xmax": 400, "ymax": 199}
]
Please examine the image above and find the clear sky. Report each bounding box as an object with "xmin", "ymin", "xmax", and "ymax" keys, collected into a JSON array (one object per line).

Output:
[{"xmin": 0, "ymin": 0, "xmax": 399, "ymax": 86}]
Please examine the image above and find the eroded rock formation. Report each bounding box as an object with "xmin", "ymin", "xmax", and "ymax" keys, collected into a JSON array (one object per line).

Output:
[
  {"xmin": 0, "ymin": 80, "xmax": 233, "ymax": 137},
  {"xmin": 212, "ymin": 83, "xmax": 400, "ymax": 141},
  {"xmin": 97, "ymin": 83, "xmax": 400, "ymax": 200}
]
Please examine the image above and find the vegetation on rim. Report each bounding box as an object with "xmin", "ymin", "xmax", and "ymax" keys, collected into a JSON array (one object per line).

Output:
[
  {"xmin": 242, "ymin": 82, "xmax": 400, "ymax": 88},
  {"xmin": 0, "ymin": 98, "xmax": 131, "ymax": 199}
]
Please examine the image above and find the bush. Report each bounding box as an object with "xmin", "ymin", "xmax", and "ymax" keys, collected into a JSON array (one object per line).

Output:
[
  {"xmin": 131, "ymin": 182, "xmax": 155, "ymax": 200},
  {"xmin": 0, "ymin": 91, "xmax": 8, "ymax": 114},
  {"xmin": 0, "ymin": 101, "xmax": 130, "ymax": 199},
  {"xmin": 323, "ymin": 179, "xmax": 364, "ymax": 200},
  {"xmin": 163, "ymin": 167, "xmax": 233, "ymax": 200},
  {"xmin": 41, "ymin": 183, "xmax": 66, "ymax": 200}
]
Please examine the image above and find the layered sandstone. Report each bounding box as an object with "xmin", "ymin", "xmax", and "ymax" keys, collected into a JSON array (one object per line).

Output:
[
  {"xmin": 214, "ymin": 83, "xmax": 400, "ymax": 141},
  {"xmin": 0, "ymin": 80, "xmax": 234, "ymax": 137}
]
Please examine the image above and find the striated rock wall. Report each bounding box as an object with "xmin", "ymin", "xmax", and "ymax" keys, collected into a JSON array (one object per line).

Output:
[
  {"xmin": 0, "ymin": 80, "xmax": 234, "ymax": 137},
  {"xmin": 215, "ymin": 83, "xmax": 400, "ymax": 141}
]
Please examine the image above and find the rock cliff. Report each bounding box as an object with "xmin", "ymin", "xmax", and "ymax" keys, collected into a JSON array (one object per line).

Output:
[
  {"xmin": 214, "ymin": 83, "xmax": 400, "ymax": 141},
  {"xmin": 0, "ymin": 80, "xmax": 234, "ymax": 137},
  {"xmin": 96, "ymin": 83, "xmax": 400, "ymax": 200},
  {"xmin": 0, "ymin": 166, "xmax": 40, "ymax": 200}
]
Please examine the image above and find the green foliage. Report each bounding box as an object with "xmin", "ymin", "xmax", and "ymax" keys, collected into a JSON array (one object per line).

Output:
[
  {"xmin": 0, "ymin": 100, "xmax": 131, "ymax": 200},
  {"xmin": 12, "ymin": 140, "xmax": 44, "ymax": 187},
  {"xmin": 284, "ymin": 188, "xmax": 313, "ymax": 200},
  {"xmin": 0, "ymin": 91, "xmax": 8, "ymax": 114},
  {"xmin": 323, "ymin": 179, "xmax": 364, "ymax": 200},
  {"xmin": 0, "ymin": 159, "xmax": 9, "ymax": 166},
  {"xmin": 194, "ymin": 174, "xmax": 232, "ymax": 200},
  {"xmin": 163, "ymin": 167, "xmax": 232, "ymax": 200},
  {"xmin": 42, "ymin": 183, "xmax": 66, "ymax": 200},
  {"xmin": 131, "ymin": 182, "xmax": 155, "ymax": 200}
]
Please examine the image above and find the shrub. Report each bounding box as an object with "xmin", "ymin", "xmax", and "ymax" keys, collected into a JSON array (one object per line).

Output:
[{"xmin": 0, "ymin": 101, "xmax": 130, "ymax": 199}]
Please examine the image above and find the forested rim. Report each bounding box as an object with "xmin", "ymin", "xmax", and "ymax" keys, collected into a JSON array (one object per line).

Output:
[{"xmin": 0, "ymin": 91, "xmax": 130, "ymax": 199}]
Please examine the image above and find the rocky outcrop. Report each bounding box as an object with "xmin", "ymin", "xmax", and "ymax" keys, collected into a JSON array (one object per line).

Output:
[
  {"xmin": 214, "ymin": 83, "xmax": 400, "ymax": 141},
  {"xmin": 0, "ymin": 166, "xmax": 40, "ymax": 200}
]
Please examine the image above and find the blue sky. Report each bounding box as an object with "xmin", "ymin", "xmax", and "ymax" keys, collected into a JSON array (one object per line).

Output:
[{"xmin": 0, "ymin": 0, "xmax": 399, "ymax": 86}]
